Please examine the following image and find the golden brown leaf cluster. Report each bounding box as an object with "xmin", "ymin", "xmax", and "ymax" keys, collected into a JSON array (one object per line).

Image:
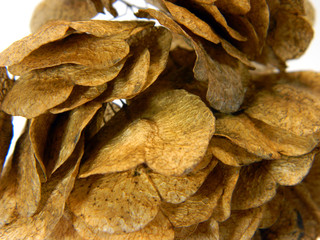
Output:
[{"xmin": 0, "ymin": 0, "xmax": 320, "ymax": 239}]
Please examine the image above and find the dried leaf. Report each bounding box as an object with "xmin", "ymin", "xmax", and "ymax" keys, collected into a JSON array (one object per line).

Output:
[
  {"xmin": 0, "ymin": 20, "xmax": 153, "ymax": 67},
  {"xmin": 214, "ymin": 113, "xmax": 280, "ymax": 159},
  {"xmin": 246, "ymin": 81, "xmax": 320, "ymax": 136},
  {"xmin": 1, "ymin": 71, "xmax": 74, "ymax": 118},
  {"xmin": 30, "ymin": 0, "xmax": 99, "ymax": 33},
  {"xmin": 148, "ymin": 159, "xmax": 217, "ymax": 204},
  {"xmin": 268, "ymin": 11, "xmax": 313, "ymax": 61},
  {"xmin": 209, "ymin": 136, "xmax": 262, "ymax": 166},
  {"xmin": 163, "ymin": 1, "xmax": 220, "ymax": 44},
  {"xmin": 80, "ymin": 89, "xmax": 215, "ymax": 177},
  {"xmin": 68, "ymin": 166, "xmax": 161, "ymax": 234},
  {"xmin": 50, "ymin": 84, "xmax": 107, "ymax": 114},
  {"xmin": 184, "ymin": 218, "xmax": 219, "ymax": 240},
  {"xmin": 45, "ymin": 102, "xmax": 101, "ymax": 176},
  {"xmin": 219, "ymin": 207, "xmax": 263, "ymax": 240},
  {"xmin": 101, "ymin": 0, "xmax": 118, "ymax": 17},
  {"xmin": 0, "ymin": 111, "xmax": 12, "ymax": 173},
  {"xmin": 0, "ymin": 136, "xmax": 84, "ymax": 239},
  {"xmin": 215, "ymin": 0, "xmax": 251, "ymax": 15},
  {"xmin": 9, "ymin": 34, "xmax": 129, "ymax": 76},
  {"xmin": 231, "ymin": 162, "xmax": 277, "ymax": 210},
  {"xmin": 161, "ymin": 163, "xmax": 239, "ymax": 227},
  {"xmin": 30, "ymin": 113, "xmax": 56, "ymax": 181},
  {"xmin": 251, "ymin": 118, "xmax": 319, "ymax": 157},
  {"xmin": 174, "ymin": 225, "xmax": 198, "ymax": 240}
]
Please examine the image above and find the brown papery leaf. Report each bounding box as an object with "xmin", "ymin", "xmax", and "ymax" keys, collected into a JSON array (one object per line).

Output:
[
  {"xmin": 1, "ymin": 71, "xmax": 74, "ymax": 118},
  {"xmin": 73, "ymin": 211, "xmax": 174, "ymax": 240},
  {"xmin": 268, "ymin": 11, "xmax": 313, "ymax": 61},
  {"xmin": 219, "ymin": 207, "xmax": 263, "ymax": 240},
  {"xmin": 80, "ymin": 89, "xmax": 215, "ymax": 177},
  {"xmin": 45, "ymin": 102, "xmax": 101, "ymax": 176},
  {"xmin": 209, "ymin": 136, "xmax": 262, "ymax": 166},
  {"xmin": 101, "ymin": 48, "xmax": 150, "ymax": 102},
  {"xmin": 0, "ymin": 20, "xmax": 153, "ymax": 67},
  {"xmin": 30, "ymin": 0, "xmax": 99, "ymax": 33},
  {"xmin": 184, "ymin": 217, "xmax": 219, "ymax": 240},
  {"xmin": 9, "ymin": 34, "xmax": 129, "ymax": 76},
  {"xmin": 161, "ymin": 163, "xmax": 239, "ymax": 227},
  {"xmin": 214, "ymin": 113, "xmax": 280, "ymax": 159},
  {"xmin": 50, "ymin": 83, "xmax": 107, "ymax": 114},
  {"xmin": 68, "ymin": 166, "xmax": 161, "ymax": 234},
  {"xmin": 0, "ymin": 136, "xmax": 84, "ymax": 239},
  {"xmin": 30, "ymin": 113, "xmax": 56, "ymax": 181},
  {"xmin": 215, "ymin": 0, "xmax": 251, "ymax": 15},
  {"xmin": 251, "ymin": 117, "xmax": 319, "ymax": 157},
  {"xmin": 174, "ymin": 225, "xmax": 198, "ymax": 240},
  {"xmin": 148, "ymin": 159, "xmax": 217, "ymax": 204},
  {"xmin": 163, "ymin": 1, "xmax": 220, "ymax": 44},
  {"xmin": 246, "ymin": 81, "xmax": 320, "ymax": 136},
  {"xmin": 101, "ymin": 0, "xmax": 118, "ymax": 17},
  {"xmin": 232, "ymin": 151, "xmax": 315, "ymax": 210}
]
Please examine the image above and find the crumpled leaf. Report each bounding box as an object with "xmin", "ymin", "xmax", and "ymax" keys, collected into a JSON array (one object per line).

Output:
[
  {"xmin": 214, "ymin": 113, "xmax": 280, "ymax": 159},
  {"xmin": 215, "ymin": 0, "xmax": 251, "ymax": 15},
  {"xmin": 246, "ymin": 81, "xmax": 320, "ymax": 137},
  {"xmin": 231, "ymin": 151, "xmax": 316, "ymax": 210},
  {"xmin": 148, "ymin": 158, "xmax": 217, "ymax": 204},
  {"xmin": 219, "ymin": 207, "xmax": 263, "ymax": 240},
  {"xmin": 30, "ymin": 113, "xmax": 56, "ymax": 181},
  {"xmin": 184, "ymin": 217, "xmax": 219, "ymax": 240},
  {"xmin": 79, "ymin": 89, "xmax": 215, "ymax": 177},
  {"xmin": 73, "ymin": 211, "xmax": 174, "ymax": 240},
  {"xmin": 259, "ymin": 185, "xmax": 320, "ymax": 239},
  {"xmin": 30, "ymin": 0, "xmax": 99, "ymax": 33},
  {"xmin": 50, "ymin": 83, "xmax": 107, "ymax": 114},
  {"xmin": 174, "ymin": 225, "xmax": 198, "ymax": 240},
  {"xmin": 45, "ymin": 102, "xmax": 101, "ymax": 176},
  {"xmin": 0, "ymin": 20, "xmax": 154, "ymax": 68},
  {"xmin": 68, "ymin": 166, "xmax": 161, "ymax": 234},
  {"xmin": 1, "ymin": 71, "xmax": 74, "ymax": 118},
  {"xmin": 161, "ymin": 163, "xmax": 239, "ymax": 227},
  {"xmin": 251, "ymin": 117, "xmax": 319, "ymax": 157},
  {"xmin": 9, "ymin": 34, "xmax": 129, "ymax": 76},
  {"xmin": 0, "ymin": 136, "xmax": 84, "ymax": 239},
  {"xmin": 209, "ymin": 136, "xmax": 262, "ymax": 166},
  {"xmin": 267, "ymin": 10, "xmax": 313, "ymax": 62}
]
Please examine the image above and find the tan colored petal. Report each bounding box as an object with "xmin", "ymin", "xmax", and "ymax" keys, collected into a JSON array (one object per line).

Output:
[
  {"xmin": 231, "ymin": 162, "xmax": 277, "ymax": 210},
  {"xmin": 161, "ymin": 163, "xmax": 239, "ymax": 227},
  {"xmin": 174, "ymin": 225, "xmax": 198, "ymax": 240},
  {"xmin": 259, "ymin": 190, "xmax": 284, "ymax": 229},
  {"xmin": 1, "ymin": 72, "xmax": 74, "ymax": 118},
  {"xmin": 266, "ymin": 152, "xmax": 315, "ymax": 186},
  {"xmin": 215, "ymin": 113, "xmax": 280, "ymax": 159},
  {"xmin": 149, "ymin": 158, "xmax": 217, "ymax": 204},
  {"xmin": 80, "ymin": 89, "xmax": 215, "ymax": 177},
  {"xmin": 30, "ymin": 113, "xmax": 56, "ymax": 181},
  {"xmin": 101, "ymin": 48, "xmax": 150, "ymax": 102},
  {"xmin": 268, "ymin": 11, "xmax": 313, "ymax": 61},
  {"xmin": 49, "ymin": 83, "xmax": 107, "ymax": 114},
  {"xmin": 260, "ymin": 186, "xmax": 320, "ymax": 239},
  {"xmin": 245, "ymin": 82, "xmax": 320, "ymax": 136},
  {"xmin": 68, "ymin": 166, "xmax": 161, "ymax": 234},
  {"xmin": 79, "ymin": 119, "xmax": 156, "ymax": 177},
  {"xmin": 9, "ymin": 34, "xmax": 129, "ymax": 76},
  {"xmin": 251, "ymin": 118, "xmax": 319, "ymax": 156},
  {"xmin": 0, "ymin": 20, "xmax": 153, "ymax": 67},
  {"xmin": 164, "ymin": 1, "xmax": 220, "ymax": 44},
  {"xmin": 72, "ymin": 211, "xmax": 174, "ymax": 240},
  {"xmin": 30, "ymin": 0, "xmax": 99, "ymax": 33},
  {"xmin": 209, "ymin": 136, "xmax": 262, "ymax": 166},
  {"xmin": 184, "ymin": 218, "xmax": 219, "ymax": 240},
  {"xmin": 0, "ymin": 136, "xmax": 84, "ymax": 239},
  {"xmin": 215, "ymin": 0, "xmax": 251, "ymax": 15},
  {"xmin": 219, "ymin": 207, "xmax": 263, "ymax": 240},
  {"xmin": 45, "ymin": 102, "xmax": 101, "ymax": 176}
]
